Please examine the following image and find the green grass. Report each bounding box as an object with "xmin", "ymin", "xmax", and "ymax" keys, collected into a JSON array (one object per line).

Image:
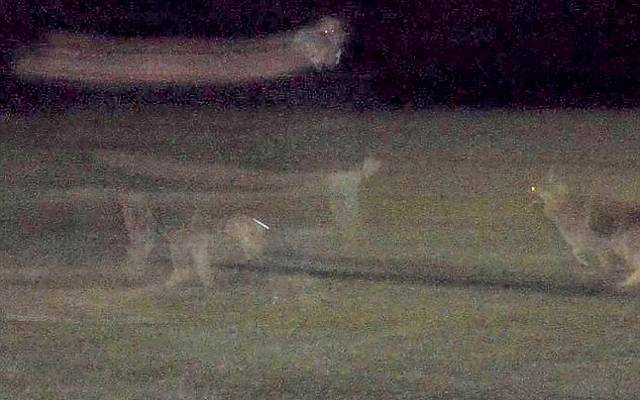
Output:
[
  {"xmin": 3, "ymin": 108, "xmax": 640, "ymax": 398},
  {"xmin": 4, "ymin": 282, "xmax": 640, "ymax": 399}
]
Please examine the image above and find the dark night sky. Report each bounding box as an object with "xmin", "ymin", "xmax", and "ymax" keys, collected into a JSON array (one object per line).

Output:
[{"xmin": 3, "ymin": 0, "xmax": 640, "ymax": 110}]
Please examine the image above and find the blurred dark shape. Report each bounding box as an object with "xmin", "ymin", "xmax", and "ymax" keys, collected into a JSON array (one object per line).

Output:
[{"xmin": 2, "ymin": 0, "xmax": 640, "ymax": 109}]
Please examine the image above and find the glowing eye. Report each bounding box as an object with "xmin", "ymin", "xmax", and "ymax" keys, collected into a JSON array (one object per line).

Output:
[{"xmin": 530, "ymin": 185, "xmax": 537, "ymax": 193}]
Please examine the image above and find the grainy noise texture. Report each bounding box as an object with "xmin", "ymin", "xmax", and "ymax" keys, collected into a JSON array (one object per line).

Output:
[
  {"xmin": 3, "ymin": 2, "xmax": 640, "ymax": 399},
  {"xmin": 14, "ymin": 17, "xmax": 346, "ymax": 85}
]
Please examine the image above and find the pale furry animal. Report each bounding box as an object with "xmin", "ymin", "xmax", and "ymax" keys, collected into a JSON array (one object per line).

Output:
[
  {"xmin": 531, "ymin": 169, "xmax": 640, "ymax": 288},
  {"xmin": 165, "ymin": 213, "xmax": 270, "ymax": 288},
  {"xmin": 15, "ymin": 16, "xmax": 346, "ymax": 84},
  {"xmin": 325, "ymin": 156, "xmax": 382, "ymax": 235},
  {"xmin": 118, "ymin": 193, "xmax": 269, "ymax": 287},
  {"xmin": 291, "ymin": 16, "xmax": 346, "ymax": 69}
]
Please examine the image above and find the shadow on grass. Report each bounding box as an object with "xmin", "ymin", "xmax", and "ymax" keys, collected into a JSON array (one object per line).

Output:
[
  {"xmin": 235, "ymin": 253, "xmax": 632, "ymax": 300},
  {"xmin": 1, "ymin": 251, "xmax": 632, "ymax": 299}
]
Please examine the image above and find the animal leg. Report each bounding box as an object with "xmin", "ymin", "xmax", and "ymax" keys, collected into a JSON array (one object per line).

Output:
[
  {"xmin": 119, "ymin": 194, "xmax": 157, "ymax": 274},
  {"xmin": 192, "ymin": 236, "xmax": 216, "ymax": 288},
  {"xmin": 596, "ymin": 252, "xmax": 611, "ymax": 269},
  {"xmin": 166, "ymin": 236, "xmax": 192, "ymax": 288},
  {"xmin": 619, "ymin": 254, "xmax": 640, "ymax": 289},
  {"xmin": 326, "ymin": 173, "xmax": 361, "ymax": 244}
]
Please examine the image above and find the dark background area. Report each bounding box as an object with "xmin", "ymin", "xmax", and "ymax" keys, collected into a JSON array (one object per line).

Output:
[{"xmin": 2, "ymin": 0, "xmax": 640, "ymax": 111}]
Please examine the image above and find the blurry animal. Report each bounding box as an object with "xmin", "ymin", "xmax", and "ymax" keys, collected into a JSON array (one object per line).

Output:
[
  {"xmin": 531, "ymin": 168, "xmax": 640, "ymax": 288},
  {"xmin": 15, "ymin": 16, "xmax": 346, "ymax": 85},
  {"xmin": 118, "ymin": 193, "xmax": 270, "ymax": 287},
  {"xmin": 292, "ymin": 16, "xmax": 346, "ymax": 69},
  {"xmin": 165, "ymin": 213, "xmax": 270, "ymax": 287},
  {"xmin": 325, "ymin": 155, "xmax": 382, "ymax": 236},
  {"xmin": 102, "ymin": 150, "xmax": 382, "ymax": 244}
]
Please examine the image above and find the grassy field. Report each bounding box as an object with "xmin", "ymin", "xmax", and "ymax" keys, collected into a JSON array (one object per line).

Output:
[{"xmin": 2, "ymin": 107, "xmax": 640, "ymax": 399}]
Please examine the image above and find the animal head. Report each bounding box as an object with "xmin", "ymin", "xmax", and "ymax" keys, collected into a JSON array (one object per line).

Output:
[
  {"xmin": 529, "ymin": 166, "xmax": 571, "ymax": 205},
  {"xmin": 292, "ymin": 16, "xmax": 347, "ymax": 70},
  {"xmin": 362, "ymin": 156, "xmax": 383, "ymax": 179},
  {"xmin": 224, "ymin": 215, "xmax": 271, "ymax": 262}
]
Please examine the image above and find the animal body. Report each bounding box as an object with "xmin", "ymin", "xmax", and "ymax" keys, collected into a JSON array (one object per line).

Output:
[
  {"xmin": 118, "ymin": 193, "xmax": 269, "ymax": 287},
  {"xmin": 15, "ymin": 16, "xmax": 347, "ymax": 84},
  {"xmin": 531, "ymin": 169, "xmax": 640, "ymax": 288},
  {"xmin": 103, "ymin": 151, "xmax": 382, "ymax": 246},
  {"xmin": 324, "ymin": 156, "xmax": 382, "ymax": 236}
]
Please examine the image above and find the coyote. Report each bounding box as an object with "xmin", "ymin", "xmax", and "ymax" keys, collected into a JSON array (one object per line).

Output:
[
  {"xmin": 325, "ymin": 156, "xmax": 382, "ymax": 235},
  {"xmin": 104, "ymin": 151, "xmax": 382, "ymax": 243},
  {"xmin": 531, "ymin": 169, "xmax": 640, "ymax": 288},
  {"xmin": 15, "ymin": 16, "xmax": 346, "ymax": 85},
  {"xmin": 118, "ymin": 193, "xmax": 269, "ymax": 287}
]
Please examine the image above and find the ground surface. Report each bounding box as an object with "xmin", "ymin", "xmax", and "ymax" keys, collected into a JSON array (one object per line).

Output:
[{"xmin": 2, "ymin": 107, "xmax": 640, "ymax": 399}]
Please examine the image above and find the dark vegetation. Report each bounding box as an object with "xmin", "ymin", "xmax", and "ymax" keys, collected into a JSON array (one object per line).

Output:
[{"xmin": 2, "ymin": 1, "xmax": 640, "ymax": 110}]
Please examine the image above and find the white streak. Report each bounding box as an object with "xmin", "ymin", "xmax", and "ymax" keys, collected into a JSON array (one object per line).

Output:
[{"xmin": 252, "ymin": 218, "xmax": 270, "ymax": 230}]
